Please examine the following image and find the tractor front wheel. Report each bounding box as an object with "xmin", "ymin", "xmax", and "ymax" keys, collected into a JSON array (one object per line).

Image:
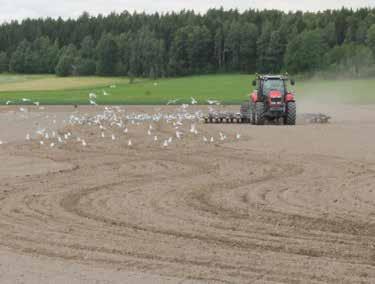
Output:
[
  {"xmin": 254, "ymin": 102, "xmax": 265, "ymax": 125},
  {"xmin": 285, "ymin": 102, "xmax": 296, "ymax": 125}
]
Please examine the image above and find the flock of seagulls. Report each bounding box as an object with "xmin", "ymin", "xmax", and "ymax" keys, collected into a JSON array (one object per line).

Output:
[{"xmin": 0, "ymin": 89, "xmax": 242, "ymax": 149}]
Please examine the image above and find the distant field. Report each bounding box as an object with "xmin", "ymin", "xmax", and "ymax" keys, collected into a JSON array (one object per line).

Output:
[
  {"xmin": 0, "ymin": 75, "xmax": 129, "ymax": 92},
  {"xmin": 0, "ymin": 74, "xmax": 374, "ymax": 105}
]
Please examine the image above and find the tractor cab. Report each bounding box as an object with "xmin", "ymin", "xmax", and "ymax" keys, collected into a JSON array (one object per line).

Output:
[
  {"xmin": 252, "ymin": 75, "xmax": 294, "ymax": 99},
  {"xmin": 261, "ymin": 77, "xmax": 286, "ymax": 97}
]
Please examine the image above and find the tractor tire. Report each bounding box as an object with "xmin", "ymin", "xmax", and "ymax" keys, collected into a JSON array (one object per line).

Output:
[
  {"xmin": 285, "ymin": 102, "xmax": 296, "ymax": 125},
  {"xmin": 240, "ymin": 101, "xmax": 251, "ymax": 123},
  {"xmin": 255, "ymin": 102, "xmax": 265, "ymax": 125},
  {"xmin": 250, "ymin": 102, "xmax": 256, "ymax": 124}
]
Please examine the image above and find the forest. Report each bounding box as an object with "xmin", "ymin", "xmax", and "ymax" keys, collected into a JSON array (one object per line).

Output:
[{"xmin": 1, "ymin": 8, "xmax": 375, "ymax": 78}]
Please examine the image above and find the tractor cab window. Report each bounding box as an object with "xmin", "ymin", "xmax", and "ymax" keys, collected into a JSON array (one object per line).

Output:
[{"xmin": 262, "ymin": 79, "xmax": 286, "ymax": 96}]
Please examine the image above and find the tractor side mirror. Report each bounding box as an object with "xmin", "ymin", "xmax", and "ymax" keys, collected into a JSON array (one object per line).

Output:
[
  {"xmin": 252, "ymin": 80, "xmax": 257, "ymax": 86},
  {"xmin": 291, "ymin": 79, "xmax": 295, "ymax": 86}
]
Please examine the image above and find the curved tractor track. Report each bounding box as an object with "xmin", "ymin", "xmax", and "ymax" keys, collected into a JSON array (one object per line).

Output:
[{"xmin": 0, "ymin": 105, "xmax": 374, "ymax": 283}]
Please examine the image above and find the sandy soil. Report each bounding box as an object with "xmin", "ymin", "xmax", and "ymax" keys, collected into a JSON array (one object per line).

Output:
[{"xmin": 0, "ymin": 104, "xmax": 374, "ymax": 283}]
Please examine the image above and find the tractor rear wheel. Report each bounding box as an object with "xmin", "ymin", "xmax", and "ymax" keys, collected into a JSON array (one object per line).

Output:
[
  {"xmin": 255, "ymin": 102, "xmax": 265, "ymax": 125},
  {"xmin": 240, "ymin": 101, "xmax": 251, "ymax": 123},
  {"xmin": 250, "ymin": 102, "xmax": 256, "ymax": 124},
  {"xmin": 285, "ymin": 102, "xmax": 296, "ymax": 125}
]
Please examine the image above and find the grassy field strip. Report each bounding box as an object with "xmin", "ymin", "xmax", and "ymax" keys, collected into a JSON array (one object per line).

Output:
[
  {"xmin": 0, "ymin": 74, "xmax": 374, "ymax": 105},
  {"xmin": 0, "ymin": 76, "xmax": 129, "ymax": 92},
  {"xmin": 0, "ymin": 75, "xmax": 48, "ymax": 85}
]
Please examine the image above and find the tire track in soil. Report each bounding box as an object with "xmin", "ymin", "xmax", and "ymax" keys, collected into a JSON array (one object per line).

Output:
[{"xmin": 0, "ymin": 111, "xmax": 374, "ymax": 283}]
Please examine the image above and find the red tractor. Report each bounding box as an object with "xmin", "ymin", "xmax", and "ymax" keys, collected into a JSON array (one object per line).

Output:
[{"xmin": 241, "ymin": 74, "xmax": 296, "ymax": 125}]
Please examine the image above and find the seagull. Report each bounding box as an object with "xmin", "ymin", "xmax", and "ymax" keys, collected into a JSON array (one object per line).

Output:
[
  {"xmin": 191, "ymin": 97, "xmax": 198, "ymax": 105},
  {"xmin": 22, "ymin": 98, "xmax": 31, "ymax": 102},
  {"xmin": 147, "ymin": 130, "xmax": 152, "ymax": 136},
  {"xmin": 50, "ymin": 143, "xmax": 55, "ymax": 148},
  {"xmin": 203, "ymin": 136, "xmax": 208, "ymax": 143},
  {"xmin": 168, "ymin": 137, "xmax": 173, "ymax": 144},
  {"xmin": 103, "ymin": 90, "xmax": 110, "ymax": 96},
  {"xmin": 111, "ymin": 134, "xmax": 116, "ymax": 141},
  {"xmin": 210, "ymin": 137, "xmax": 214, "ymax": 143},
  {"xmin": 45, "ymin": 133, "xmax": 49, "ymax": 140},
  {"xmin": 176, "ymin": 131, "xmax": 182, "ymax": 139},
  {"xmin": 167, "ymin": 99, "xmax": 179, "ymax": 105},
  {"xmin": 190, "ymin": 124, "xmax": 196, "ymax": 133},
  {"xmin": 163, "ymin": 140, "xmax": 168, "ymax": 147},
  {"xmin": 154, "ymin": 136, "xmax": 158, "ymax": 142},
  {"xmin": 89, "ymin": 100, "xmax": 97, "ymax": 105},
  {"xmin": 0, "ymin": 140, "xmax": 3, "ymax": 145},
  {"xmin": 219, "ymin": 132, "xmax": 227, "ymax": 141},
  {"xmin": 26, "ymin": 134, "xmax": 31, "ymax": 141},
  {"xmin": 89, "ymin": 93, "xmax": 97, "ymax": 100},
  {"xmin": 77, "ymin": 137, "xmax": 81, "ymax": 142},
  {"xmin": 40, "ymin": 141, "xmax": 44, "ymax": 145},
  {"xmin": 128, "ymin": 140, "xmax": 132, "ymax": 146},
  {"xmin": 58, "ymin": 137, "xmax": 63, "ymax": 143},
  {"xmin": 33, "ymin": 102, "xmax": 40, "ymax": 106},
  {"xmin": 124, "ymin": 128, "xmax": 128, "ymax": 134},
  {"xmin": 236, "ymin": 133, "xmax": 241, "ymax": 139},
  {"xmin": 110, "ymin": 85, "xmax": 116, "ymax": 89},
  {"xmin": 207, "ymin": 99, "xmax": 220, "ymax": 105},
  {"xmin": 6, "ymin": 101, "xmax": 12, "ymax": 105},
  {"xmin": 101, "ymin": 132, "xmax": 105, "ymax": 138},
  {"xmin": 82, "ymin": 140, "xmax": 87, "ymax": 147}
]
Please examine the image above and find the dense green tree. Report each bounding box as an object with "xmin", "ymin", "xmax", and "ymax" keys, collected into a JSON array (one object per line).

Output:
[
  {"xmin": 326, "ymin": 43, "xmax": 373, "ymax": 76},
  {"xmin": 80, "ymin": 36, "xmax": 95, "ymax": 59},
  {"xmin": 225, "ymin": 21, "xmax": 242, "ymax": 70},
  {"xmin": 32, "ymin": 36, "xmax": 59, "ymax": 73},
  {"xmin": 214, "ymin": 28, "xmax": 225, "ymax": 71},
  {"xmin": 187, "ymin": 25, "xmax": 211, "ymax": 73},
  {"xmin": 256, "ymin": 23, "xmax": 272, "ymax": 73},
  {"xmin": 76, "ymin": 58, "xmax": 96, "ymax": 75},
  {"xmin": 55, "ymin": 44, "xmax": 78, "ymax": 76},
  {"xmin": 0, "ymin": 52, "xmax": 8, "ymax": 73},
  {"xmin": 96, "ymin": 33, "xmax": 118, "ymax": 76},
  {"xmin": 2, "ymin": 8, "xmax": 375, "ymax": 77},
  {"xmin": 9, "ymin": 40, "xmax": 30, "ymax": 73},
  {"xmin": 367, "ymin": 24, "xmax": 375, "ymax": 56},
  {"xmin": 116, "ymin": 33, "xmax": 132, "ymax": 75},
  {"xmin": 55, "ymin": 55, "xmax": 75, "ymax": 77},
  {"xmin": 266, "ymin": 31, "xmax": 284, "ymax": 73},
  {"xmin": 238, "ymin": 23, "xmax": 258, "ymax": 73},
  {"xmin": 285, "ymin": 30, "xmax": 326, "ymax": 73}
]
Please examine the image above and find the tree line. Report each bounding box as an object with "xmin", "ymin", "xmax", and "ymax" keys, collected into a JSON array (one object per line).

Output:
[{"xmin": 1, "ymin": 8, "xmax": 375, "ymax": 78}]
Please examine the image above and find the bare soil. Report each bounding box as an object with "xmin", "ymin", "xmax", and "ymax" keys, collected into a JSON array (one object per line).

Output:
[{"xmin": 0, "ymin": 104, "xmax": 374, "ymax": 283}]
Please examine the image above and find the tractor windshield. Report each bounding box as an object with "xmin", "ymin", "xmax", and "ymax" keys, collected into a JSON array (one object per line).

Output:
[{"xmin": 262, "ymin": 79, "xmax": 286, "ymax": 96}]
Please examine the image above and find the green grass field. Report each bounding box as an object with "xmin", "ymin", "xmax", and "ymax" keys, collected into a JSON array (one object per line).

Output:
[{"xmin": 0, "ymin": 74, "xmax": 374, "ymax": 105}]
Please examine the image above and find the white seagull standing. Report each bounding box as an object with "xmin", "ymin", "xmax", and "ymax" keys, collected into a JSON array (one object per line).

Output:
[{"xmin": 191, "ymin": 97, "xmax": 198, "ymax": 105}]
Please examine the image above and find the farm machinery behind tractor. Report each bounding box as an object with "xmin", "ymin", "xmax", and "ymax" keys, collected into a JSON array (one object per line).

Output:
[{"xmin": 205, "ymin": 74, "xmax": 297, "ymax": 125}]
